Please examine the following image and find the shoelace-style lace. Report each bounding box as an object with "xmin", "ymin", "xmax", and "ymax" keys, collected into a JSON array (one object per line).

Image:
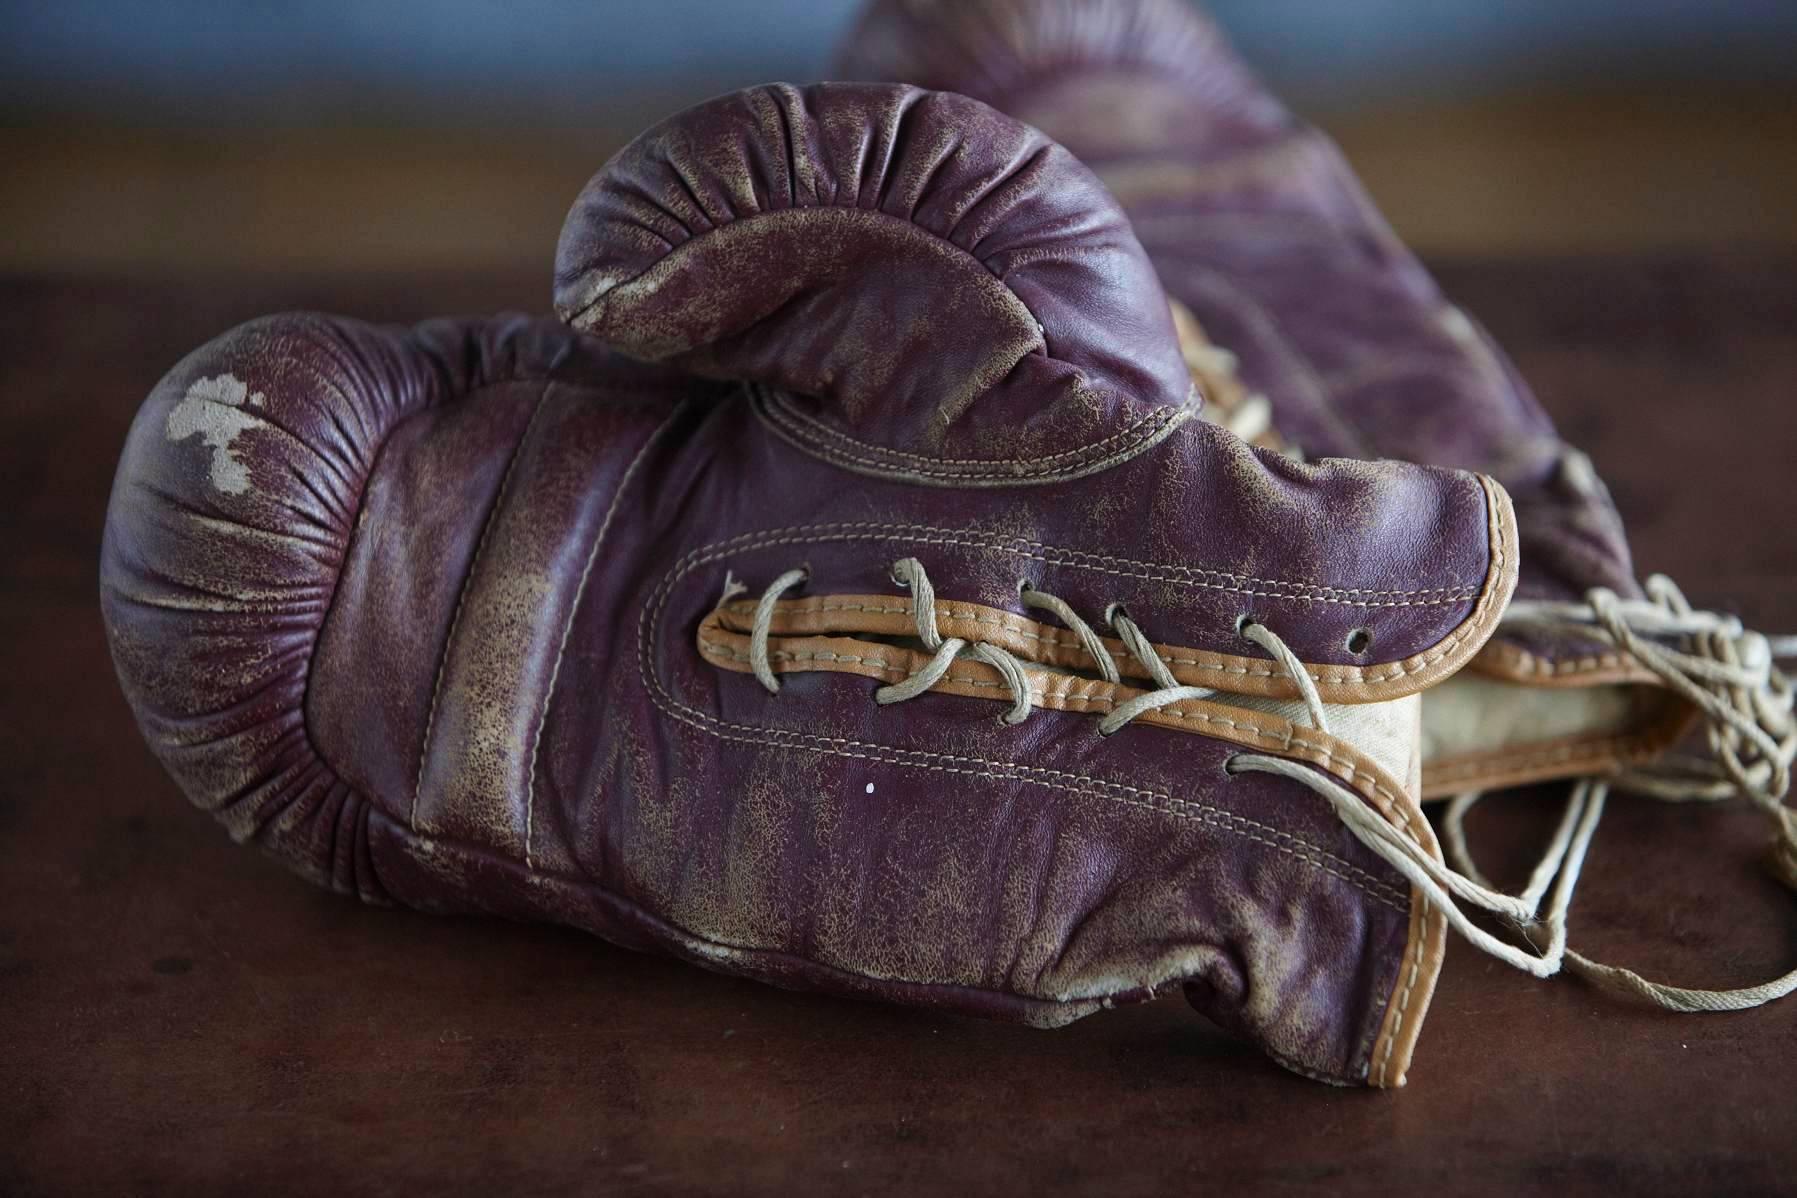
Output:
[
  {"xmin": 736, "ymin": 558, "xmax": 1797, "ymax": 1012},
  {"xmin": 1502, "ymin": 576, "xmax": 1797, "ymax": 812},
  {"xmin": 1246, "ymin": 574, "xmax": 1797, "ymax": 1012},
  {"xmin": 743, "ymin": 557, "xmax": 1330, "ymax": 737}
]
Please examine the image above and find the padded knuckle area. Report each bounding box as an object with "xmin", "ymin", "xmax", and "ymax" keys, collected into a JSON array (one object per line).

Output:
[
  {"xmin": 554, "ymin": 81, "xmax": 1193, "ymax": 473},
  {"xmin": 98, "ymin": 312, "xmax": 602, "ymax": 893}
]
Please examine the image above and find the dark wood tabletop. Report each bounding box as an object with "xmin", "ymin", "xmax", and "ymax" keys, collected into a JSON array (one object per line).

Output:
[{"xmin": 5, "ymin": 259, "xmax": 1796, "ymax": 1197}]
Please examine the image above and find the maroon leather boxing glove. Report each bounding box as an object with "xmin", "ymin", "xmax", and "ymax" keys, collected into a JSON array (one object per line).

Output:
[{"xmin": 102, "ymin": 83, "xmax": 1518, "ymax": 1085}]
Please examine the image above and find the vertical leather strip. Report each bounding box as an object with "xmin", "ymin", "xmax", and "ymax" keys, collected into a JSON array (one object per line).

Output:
[
  {"xmin": 521, "ymin": 403, "xmax": 687, "ymax": 869},
  {"xmin": 411, "ymin": 388, "xmax": 668, "ymax": 854}
]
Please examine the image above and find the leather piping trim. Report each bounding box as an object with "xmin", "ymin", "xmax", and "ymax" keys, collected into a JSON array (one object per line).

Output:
[
  {"xmin": 1371, "ymin": 867, "xmax": 1443, "ymax": 1089},
  {"xmin": 1470, "ymin": 636, "xmax": 1662, "ymax": 688},
  {"xmin": 709, "ymin": 475, "xmax": 1518, "ymax": 706},
  {"xmin": 1420, "ymin": 694, "xmax": 1699, "ymax": 800},
  {"xmin": 694, "ymin": 610, "xmax": 1444, "ymax": 1087},
  {"xmin": 750, "ymin": 381, "xmax": 1197, "ymax": 486}
]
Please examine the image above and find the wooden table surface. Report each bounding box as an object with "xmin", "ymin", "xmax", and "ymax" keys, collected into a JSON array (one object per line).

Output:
[{"xmin": 4, "ymin": 260, "xmax": 1796, "ymax": 1196}]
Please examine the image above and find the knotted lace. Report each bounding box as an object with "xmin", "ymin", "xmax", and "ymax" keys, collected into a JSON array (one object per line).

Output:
[
  {"xmin": 742, "ymin": 557, "xmax": 1328, "ymax": 739},
  {"xmin": 1504, "ymin": 575, "xmax": 1796, "ymax": 813},
  {"xmin": 1243, "ymin": 573, "xmax": 1797, "ymax": 1013}
]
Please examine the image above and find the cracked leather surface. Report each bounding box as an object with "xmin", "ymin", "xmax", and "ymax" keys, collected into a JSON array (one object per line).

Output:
[{"xmin": 100, "ymin": 82, "xmax": 1516, "ymax": 1085}]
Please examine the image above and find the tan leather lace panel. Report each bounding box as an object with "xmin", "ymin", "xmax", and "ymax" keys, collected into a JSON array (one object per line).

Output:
[{"xmin": 710, "ymin": 476, "xmax": 1514, "ymax": 709}]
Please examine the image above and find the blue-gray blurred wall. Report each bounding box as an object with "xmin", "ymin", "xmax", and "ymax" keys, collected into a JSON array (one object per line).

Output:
[{"xmin": 4, "ymin": 0, "xmax": 1795, "ymax": 129}]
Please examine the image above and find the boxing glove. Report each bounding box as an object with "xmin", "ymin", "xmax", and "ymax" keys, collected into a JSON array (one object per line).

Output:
[{"xmin": 103, "ymin": 82, "xmax": 1519, "ymax": 1085}]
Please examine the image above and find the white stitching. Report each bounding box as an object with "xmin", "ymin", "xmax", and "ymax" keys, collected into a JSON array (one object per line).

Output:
[
  {"xmin": 645, "ymin": 481, "xmax": 1507, "ymax": 1075},
  {"xmin": 1376, "ymin": 900, "xmax": 1428, "ymax": 1087},
  {"xmin": 675, "ymin": 506, "xmax": 1505, "ymax": 810},
  {"xmin": 682, "ymin": 485, "xmax": 1507, "ymax": 806},
  {"xmin": 1368, "ymin": 480, "xmax": 1511, "ymax": 1084},
  {"xmin": 1485, "ymin": 645, "xmax": 1636, "ymax": 676}
]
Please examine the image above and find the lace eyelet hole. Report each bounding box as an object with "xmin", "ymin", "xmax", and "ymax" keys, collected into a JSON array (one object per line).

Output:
[
  {"xmin": 1345, "ymin": 627, "xmax": 1372, "ymax": 655},
  {"xmin": 1234, "ymin": 613, "xmax": 1257, "ymax": 636},
  {"xmin": 1016, "ymin": 577, "xmax": 1034, "ymax": 596},
  {"xmin": 1222, "ymin": 754, "xmax": 1242, "ymax": 776}
]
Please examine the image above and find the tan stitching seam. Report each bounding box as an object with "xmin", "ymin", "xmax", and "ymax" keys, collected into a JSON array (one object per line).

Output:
[
  {"xmin": 676, "ymin": 483, "xmax": 1504, "ymax": 825},
  {"xmin": 686, "ymin": 476, "xmax": 1506, "ymax": 824},
  {"xmin": 726, "ymin": 595, "xmax": 1464, "ymax": 686},
  {"xmin": 702, "ymin": 638, "xmax": 1267, "ymax": 727},
  {"xmin": 1376, "ymin": 897, "xmax": 1429, "ymax": 1087},
  {"xmin": 1485, "ymin": 647, "xmax": 1635, "ymax": 676},
  {"xmin": 1424, "ymin": 731, "xmax": 1656, "ymax": 786},
  {"xmin": 691, "ymin": 624, "xmax": 1414, "ymax": 908}
]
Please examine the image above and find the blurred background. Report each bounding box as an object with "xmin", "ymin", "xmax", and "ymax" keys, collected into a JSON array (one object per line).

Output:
[{"xmin": 3, "ymin": 0, "xmax": 1795, "ymax": 272}]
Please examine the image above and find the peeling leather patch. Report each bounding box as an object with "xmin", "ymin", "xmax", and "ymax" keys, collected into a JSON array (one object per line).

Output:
[{"xmin": 164, "ymin": 373, "xmax": 267, "ymax": 494}]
